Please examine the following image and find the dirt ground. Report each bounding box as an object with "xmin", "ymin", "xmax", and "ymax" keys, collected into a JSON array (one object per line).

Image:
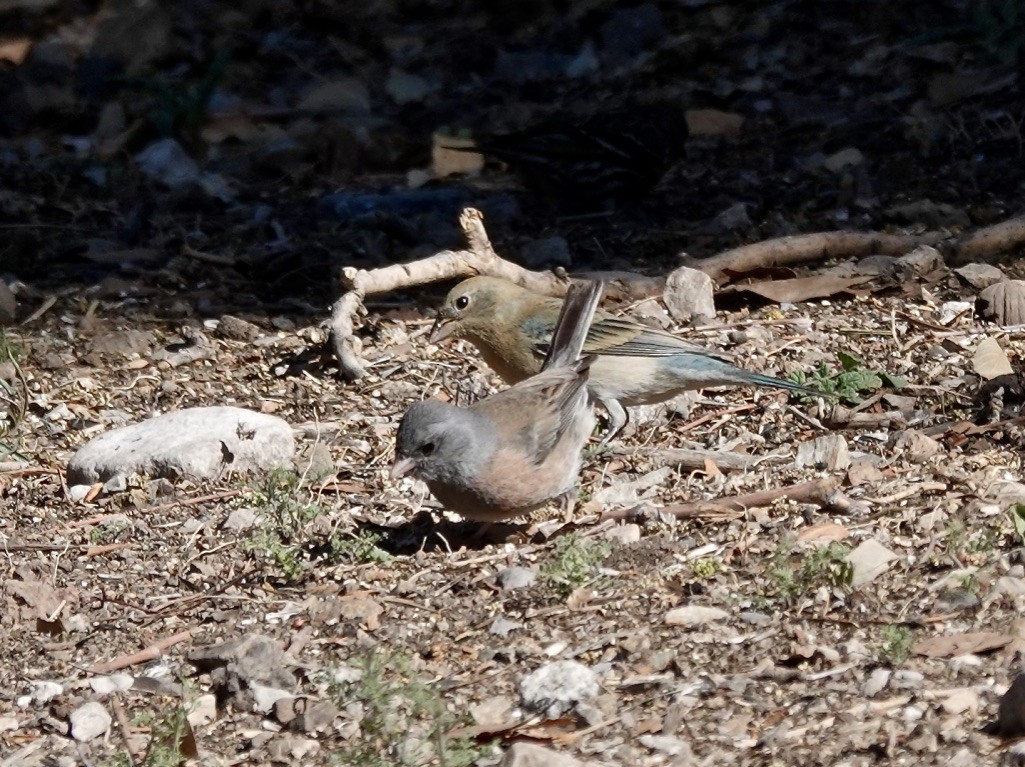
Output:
[{"xmin": 3, "ymin": 1, "xmax": 1025, "ymax": 765}]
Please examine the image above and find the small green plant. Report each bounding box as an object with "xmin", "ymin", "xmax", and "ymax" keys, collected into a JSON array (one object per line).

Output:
[
  {"xmin": 245, "ymin": 468, "xmax": 323, "ymax": 582},
  {"xmin": 910, "ymin": 1, "xmax": 1025, "ymax": 65},
  {"xmin": 541, "ymin": 532, "xmax": 612, "ymax": 598},
  {"xmin": 134, "ymin": 701, "xmax": 196, "ymax": 767},
  {"xmin": 99, "ymin": 755, "xmax": 133, "ymax": 767},
  {"xmin": 129, "ymin": 51, "xmax": 229, "ymax": 149},
  {"xmin": 89, "ymin": 518, "xmax": 129, "ymax": 544},
  {"xmin": 765, "ymin": 540, "xmax": 853, "ymax": 604},
  {"xmin": 1012, "ymin": 504, "xmax": 1025, "ymax": 545},
  {"xmin": 328, "ymin": 651, "xmax": 487, "ymax": 767},
  {"xmin": 690, "ymin": 558, "xmax": 721, "ymax": 580},
  {"xmin": 875, "ymin": 624, "xmax": 914, "ymax": 667},
  {"xmin": 790, "ymin": 352, "xmax": 907, "ymax": 405},
  {"xmin": 331, "ymin": 528, "xmax": 392, "ymax": 564}
]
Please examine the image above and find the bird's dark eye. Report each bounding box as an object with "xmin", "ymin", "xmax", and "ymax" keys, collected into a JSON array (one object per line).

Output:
[
  {"xmin": 420, "ymin": 442, "xmax": 436, "ymax": 456},
  {"xmin": 454, "ymin": 295, "xmax": 470, "ymax": 310}
]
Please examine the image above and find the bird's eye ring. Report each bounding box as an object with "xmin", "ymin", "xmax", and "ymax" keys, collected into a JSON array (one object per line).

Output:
[{"xmin": 454, "ymin": 295, "xmax": 470, "ymax": 310}]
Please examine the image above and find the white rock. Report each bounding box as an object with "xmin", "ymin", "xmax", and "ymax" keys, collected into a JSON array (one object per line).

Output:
[
  {"xmin": 604, "ymin": 524, "xmax": 641, "ymax": 546},
  {"xmin": 223, "ymin": 507, "xmax": 259, "ymax": 531},
  {"xmin": 638, "ymin": 733, "xmax": 691, "ymax": 756},
  {"xmin": 663, "ymin": 267, "xmax": 716, "ymax": 322},
  {"xmin": 846, "ymin": 539, "xmax": 897, "ymax": 587},
  {"xmin": 187, "ymin": 693, "xmax": 217, "ymax": 727},
  {"xmin": 498, "ymin": 742, "xmax": 596, "ymax": 767},
  {"xmin": 251, "ymin": 685, "xmax": 294, "ymax": 715},
  {"xmin": 68, "ymin": 484, "xmax": 93, "ymax": 502},
  {"xmin": 89, "ymin": 673, "xmax": 133, "ymax": 696},
  {"xmin": 941, "ymin": 689, "xmax": 978, "ymax": 715},
  {"xmin": 519, "ymin": 661, "xmax": 599, "ymax": 717},
  {"xmin": 863, "ymin": 667, "xmax": 890, "ymax": 697},
  {"xmin": 796, "ymin": 435, "xmax": 850, "ymax": 470},
  {"xmin": 30, "ymin": 681, "xmax": 63, "ymax": 704},
  {"xmin": 823, "ymin": 147, "xmax": 863, "ymax": 172},
  {"xmin": 70, "ymin": 701, "xmax": 111, "ymax": 742},
  {"xmin": 495, "ymin": 567, "xmax": 537, "ymax": 591},
  {"xmin": 68, "ymin": 406, "xmax": 295, "ymax": 484},
  {"xmin": 134, "ymin": 139, "xmax": 200, "ymax": 188},
  {"xmin": 664, "ymin": 605, "xmax": 729, "ymax": 627},
  {"xmin": 0, "ymin": 715, "xmax": 18, "ymax": 733}
]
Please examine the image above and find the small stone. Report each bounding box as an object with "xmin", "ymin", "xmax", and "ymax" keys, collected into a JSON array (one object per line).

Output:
[
  {"xmin": 70, "ymin": 701, "xmax": 112, "ymax": 742},
  {"xmin": 604, "ymin": 524, "xmax": 641, "ymax": 546},
  {"xmin": 188, "ymin": 693, "xmax": 217, "ymax": 727},
  {"xmin": 823, "ymin": 147, "xmax": 864, "ymax": 172},
  {"xmin": 68, "ymin": 484, "xmax": 93, "ymax": 501},
  {"xmin": 846, "ymin": 539, "xmax": 897, "ymax": 587},
  {"xmin": 223, "ymin": 507, "xmax": 259, "ymax": 531},
  {"xmin": 89, "ymin": 673, "xmax": 133, "ymax": 696},
  {"xmin": 954, "ymin": 262, "xmax": 1005, "ymax": 289},
  {"xmin": 0, "ymin": 715, "xmax": 18, "ymax": 733},
  {"xmin": 490, "ymin": 617, "xmax": 522, "ymax": 637},
  {"xmin": 994, "ymin": 577, "xmax": 1025, "ymax": 597},
  {"xmin": 252, "ymin": 685, "xmax": 294, "ymax": 714},
  {"xmin": 795, "ymin": 435, "xmax": 850, "ymax": 471},
  {"xmin": 639, "ymin": 734, "xmax": 692, "ymax": 757},
  {"xmin": 216, "ymin": 315, "xmax": 261, "ymax": 342},
  {"xmin": 664, "ymin": 605, "xmax": 729, "ymax": 627},
  {"xmin": 896, "ymin": 245, "xmax": 944, "ymax": 276},
  {"xmin": 135, "ymin": 139, "xmax": 200, "ymax": 188},
  {"xmin": 30, "ymin": 681, "xmax": 63, "ymax": 704},
  {"xmin": 519, "ymin": 660, "xmax": 599, "ymax": 718},
  {"xmin": 663, "ymin": 266, "xmax": 716, "ymax": 322},
  {"xmin": 296, "ymin": 699, "xmax": 339, "ymax": 734},
  {"xmin": 864, "ymin": 668, "xmax": 890, "ymax": 697},
  {"xmin": 891, "ymin": 670, "xmax": 924, "ymax": 689},
  {"xmin": 495, "ymin": 567, "xmax": 537, "ymax": 591},
  {"xmin": 941, "ymin": 689, "xmax": 978, "ymax": 715},
  {"xmin": 274, "ymin": 696, "xmax": 298, "ymax": 725},
  {"xmin": 498, "ymin": 741, "xmax": 595, "ymax": 767}
]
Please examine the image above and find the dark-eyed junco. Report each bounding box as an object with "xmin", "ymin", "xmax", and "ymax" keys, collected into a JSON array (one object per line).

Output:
[
  {"xmin": 431, "ymin": 276, "xmax": 818, "ymax": 441},
  {"xmin": 391, "ymin": 280, "xmax": 602, "ymax": 521}
]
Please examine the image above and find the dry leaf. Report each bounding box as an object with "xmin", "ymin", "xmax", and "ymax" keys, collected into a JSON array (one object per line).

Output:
[
  {"xmin": 686, "ymin": 108, "xmax": 744, "ymax": 137},
  {"xmin": 972, "ymin": 337, "xmax": 1014, "ymax": 380},
  {"xmin": 432, "ymin": 134, "xmax": 483, "ymax": 177},
  {"xmin": 796, "ymin": 522, "xmax": 849, "ymax": 544},
  {"xmin": 913, "ymin": 631, "xmax": 1012, "ymax": 658},
  {"xmin": 0, "ymin": 38, "xmax": 32, "ymax": 65},
  {"xmin": 722, "ymin": 275, "xmax": 873, "ymax": 304}
]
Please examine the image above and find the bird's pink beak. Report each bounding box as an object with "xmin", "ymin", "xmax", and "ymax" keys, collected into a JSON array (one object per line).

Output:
[{"xmin": 390, "ymin": 456, "xmax": 417, "ymax": 480}]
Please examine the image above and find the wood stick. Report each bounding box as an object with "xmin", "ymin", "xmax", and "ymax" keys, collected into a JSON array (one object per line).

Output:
[{"xmin": 90, "ymin": 628, "xmax": 198, "ymax": 674}]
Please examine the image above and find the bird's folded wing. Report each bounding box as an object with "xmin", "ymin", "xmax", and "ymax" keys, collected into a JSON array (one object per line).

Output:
[
  {"xmin": 474, "ymin": 365, "xmax": 589, "ymax": 465},
  {"xmin": 582, "ymin": 317, "xmax": 733, "ymax": 361}
]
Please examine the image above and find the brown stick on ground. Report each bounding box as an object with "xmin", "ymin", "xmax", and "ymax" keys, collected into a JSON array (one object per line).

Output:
[
  {"xmin": 329, "ymin": 208, "xmax": 570, "ymax": 379},
  {"xmin": 600, "ymin": 475, "xmax": 844, "ymax": 522},
  {"xmin": 90, "ymin": 628, "xmax": 197, "ymax": 674},
  {"xmin": 684, "ymin": 231, "xmax": 940, "ymax": 285}
]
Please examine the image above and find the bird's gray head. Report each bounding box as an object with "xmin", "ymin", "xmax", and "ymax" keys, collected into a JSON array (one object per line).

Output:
[{"xmin": 391, "ymin": 400, "xmax": 490, "ymax": 484}]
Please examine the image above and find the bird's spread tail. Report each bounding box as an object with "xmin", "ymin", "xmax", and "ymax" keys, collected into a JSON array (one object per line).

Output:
[{"xmin": 543, "ymin": 280, "xmax": 603, "ymax": 371}]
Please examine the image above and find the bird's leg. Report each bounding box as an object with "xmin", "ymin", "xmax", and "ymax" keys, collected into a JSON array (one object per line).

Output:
[
  {"xmin": 597, "ymin": 399, "xmax": 630, "ymax": 447},
  {"xmin": 560, "ymin": 492, "xmax": 576, "ymax": 524}
]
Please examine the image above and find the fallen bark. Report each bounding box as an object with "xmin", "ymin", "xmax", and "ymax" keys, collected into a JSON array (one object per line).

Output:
[{"xmin": 682, "ymin": 231, "xmax": 939, "ymax": 285}]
